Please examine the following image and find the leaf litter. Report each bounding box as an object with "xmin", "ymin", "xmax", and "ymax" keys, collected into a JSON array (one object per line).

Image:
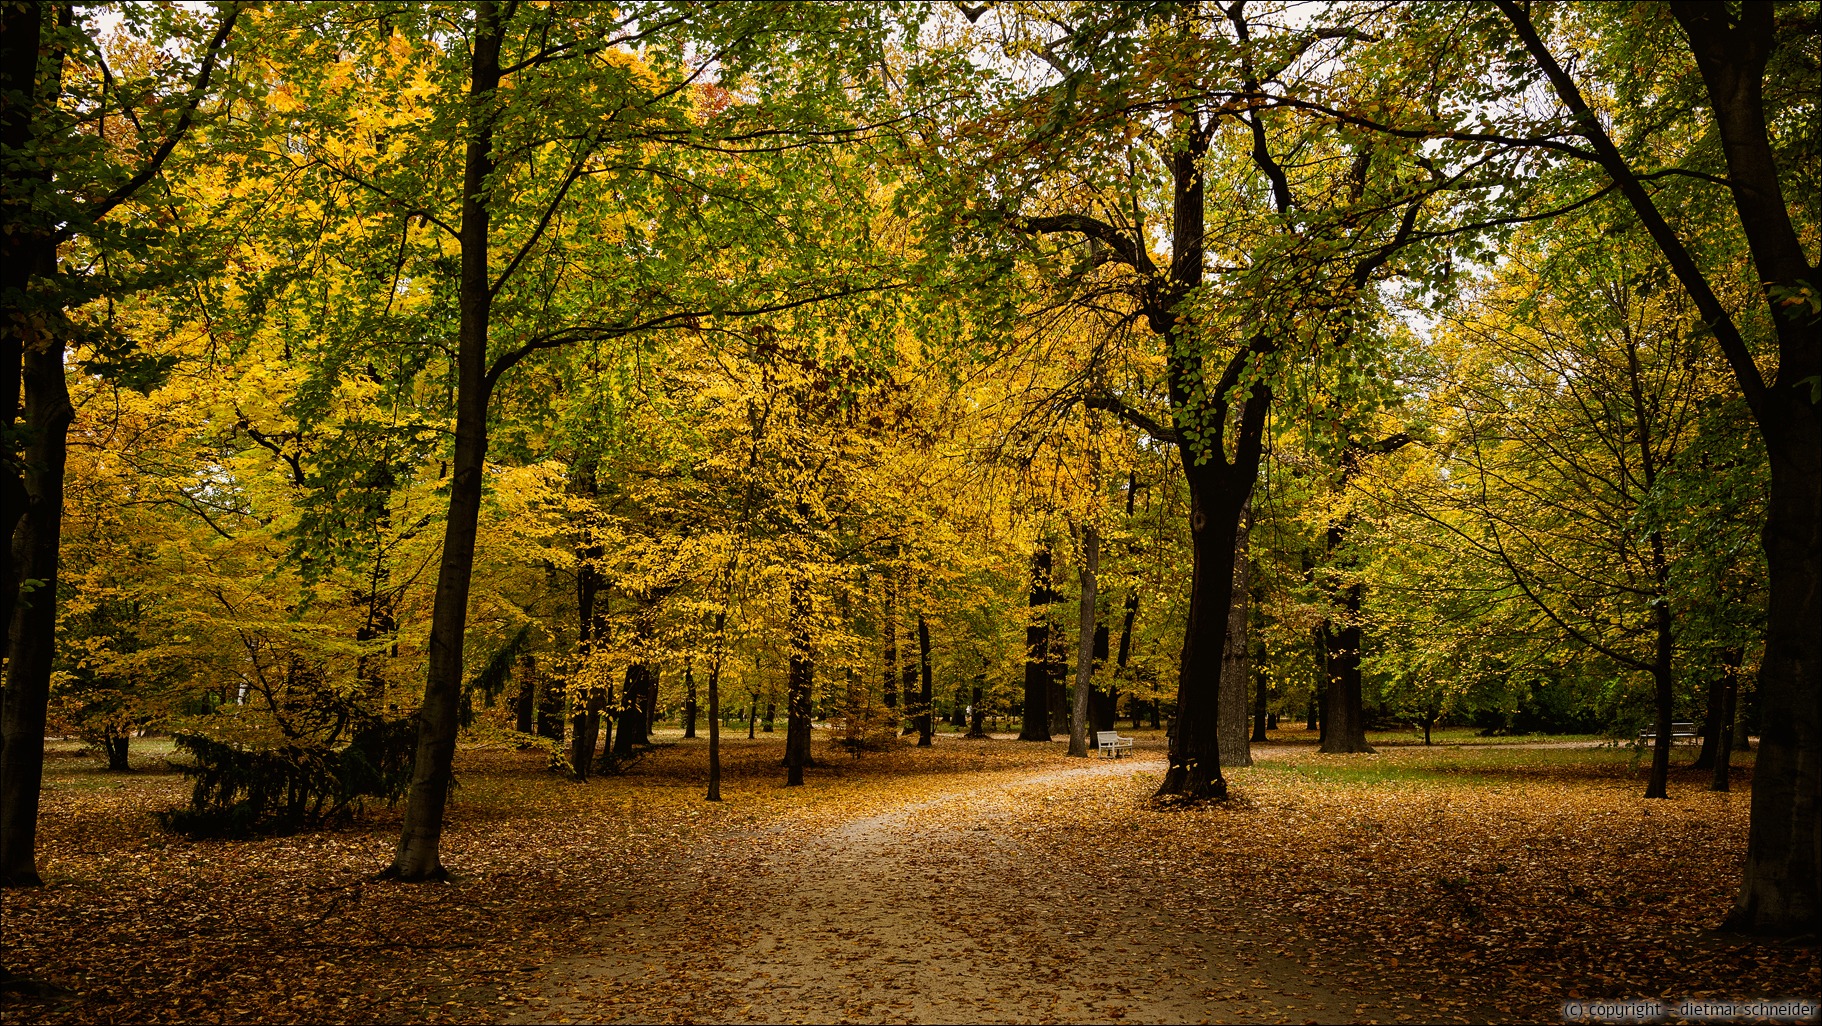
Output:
[{"xmin": 4, "ymin": 733, "xmax": 1815, "ymax": 1024}]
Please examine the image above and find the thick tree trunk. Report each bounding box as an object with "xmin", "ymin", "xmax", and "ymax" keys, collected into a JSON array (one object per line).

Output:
[
  {"xmin": 1318, "ymin": 614, "xmax": 1372, "ymax": 754},
  {"xmin": 104, "ymin": 734, "xmax": 129, "ymax": 773},
  {"xmin": 1019, "ymin": 548, "xmax": 1053, "ymax": 741},
  {"xmin": 1091, "ymin": 625, "xmax": 1116, "ymax": 732},
  {"xmin": 1730, "ymin": 428, "xmax": 1819, "ymax": 930},
  {"xmin": 916, "ymin": 614, "xmax": 934, "ymax": 747},
  {"xmin": 1218, "ymin": 512, "xmax": 1253, "ymax": 768},
  {"xmin": 1505, "ymin": 0, "xmax": 1819, "ymax": 936},
  {"xmin": 0, "ymin": 316, "xmax": 70, "ymax": 887},
  {"xmin": 1069, "ymin": 527, "xmax": 1099, "ymax": 758},
  {"xmin": 1157, "ymin": 461, "xmax": 1254, "ymax": 800},
  {"xmin": 683, "ymin": 664, "xmax": 697, "ymax": 739},
  {"xmin": 385, "ymin": 2, "xmax": 504, "ymax": 882},
  {"xmin": 0, "ymin": 0, "xmax": 58, "ymax": 893},
  {"xmin": 614, "ymin": 666, "xmax": 641, "ymax": 756},
  {"xmin": 785, "ymin": 579, "xmax": 814, "ymax": 786}
]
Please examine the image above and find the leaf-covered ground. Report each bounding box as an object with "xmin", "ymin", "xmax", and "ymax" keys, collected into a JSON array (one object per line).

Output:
[{"xmin": 3, "ymin": 731, "xmax": 1815, "ymax": 1024}]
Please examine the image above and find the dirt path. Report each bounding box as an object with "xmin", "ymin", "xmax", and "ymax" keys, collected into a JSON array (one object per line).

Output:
[{"xmin": 509, "ymin": 756, "xmax": 1392, "ymax": 1025}]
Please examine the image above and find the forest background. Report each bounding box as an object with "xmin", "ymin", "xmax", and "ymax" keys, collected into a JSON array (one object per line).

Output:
[{"xmin": 0, "ymin": 0, "xmax": 1815, "ymax": 960}]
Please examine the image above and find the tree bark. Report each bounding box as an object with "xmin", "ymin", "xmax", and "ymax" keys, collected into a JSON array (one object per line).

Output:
[
  {"xmin": 1502, "ymin": 0, "xmax": 1819, "ymax": 936},
  {"xmin": 1318, "ymin": 612, "xmax": 1371, "ymax": 753},
  {"xmin": 0, "ymin": 1, "xmax": 66, "ymax": 888},
  {"xmin": 706, "ymin": 650, "xmax": 722, "ymax": 801},
  {"xmin": 1018, "ymin": 548, "xmax": 1054, "ymax": 741},
  {"xmin": 683, "ymin": 663, "xmax": 697, "ymax": 739},
  {"xmin": 104, "ymin": 734, "xmax": 129, "ymax": 773},
  {"xmin": 0, "ymin": 287, "xmax": 69, "ymax": 887},
  {"xmin": 1218, "ymin": 510, "xmax": 1253, "ymax": 768},
  {"xmin": 385, "ymin": 1, "xmax": 504, "ymax": 882},
  {"xmin": 1069, "ymin": 526, "xmax": 1099, "ymax": 758},
  {"xmin": 881, "ymin": 574, "xmax": 899, "ymax": 726},
  {"xmin": 784, "ymin": 578, "xmax": 814, "ymax": 785},
  {"xmin": 916, "ymin": 614, "xmax": 934, "ymax": 747},
  {"xmin": 513, "ymin": 655, "xmax": 535, "ymax": 734},
  {"xmin": 1694, "ymin": 663, "xmax": 1726, "ymax": 770}
]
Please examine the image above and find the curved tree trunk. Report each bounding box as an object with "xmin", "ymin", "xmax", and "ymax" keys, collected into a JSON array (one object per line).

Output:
[
  {"xmin": 1501, "ymin": 0, "xmax": 1818, "ymax": 936},
  {"xmin": 385, "ymin": 1, "xmax": 504, "ymax": 882}
]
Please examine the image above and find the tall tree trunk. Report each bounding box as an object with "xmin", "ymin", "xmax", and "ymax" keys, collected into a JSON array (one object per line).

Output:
[
  {"xmin": 1218, "ymin": 509, "xmax": 1253, "ymax": 768},
  {"xmin": 1158, "ymin": 460, "xmax": 1255, "ymax": 800},
  {"xmin": 1694, "ymin": 662, "xmax": 1727, "ymax": 770},
  {"xmin": 615, "ymin": 667, "xmax": 642, "ymax": 756},
  {"xmin": 1711, "ymin": 648, "xmax": 1741, "ymax": 793},
  {"xmin": 707, "ymin": 628, "xmax": 723, "ymax": 801},
  {"xmin": 385, "ymin": 1, "xmax": 504, "ymax": 882},
  {"xmin": 881, "ymin": 575, "xmax": 899, "ymax": 726},
  {"xmin": 1069, "ymin": 526, "xmax": 1100, "ymax": 758},
  {"xmin": 0, "ymin": 286, "xmax": 69, "ymax": 887},
  {"xmin": 903, "ymin": 660, "xmax": 920, "ymax": 736},
  {"xmin": 1091, "ymin": 625, "xmax": 1115, "ymax": 732},
  {"xmin": 1147, "ymin": 123, "xmax": 1272, "ymax": 797},
  {"xmin": 1018, "ymin": 548, "xmax": 1053, "ymax": 741},
  {"xmin": 785, "ymin": 578, "xmax": 814, "ymax": 785},
  {"xmin": 1047, "ymin": 619, "xmax": 1069, "ymax": 738},
  {"xmin": 683, "ymin": 663, "xmax": 697, "ymax": 739},
  {"xmin": 916, "ymin": 614, "xmax": 934, "ymax": 747},
  {"xmin": 1318, "ymin": 610, "xmax": 1371, "ymax": 753},
  {"xmin": 0, "ymin": 0, "xmax": 65, "ymax": 889},
  {"xmin": 569, "ymin": 689, "xmax": 593, "ymax": 781},
  {"xmin": 1504, "ymin": 0, "xmax": 1819, "ymax": 936},
  {"xmin": 514, "ymin": 654, "xmax": 535, "ymax": 734}
]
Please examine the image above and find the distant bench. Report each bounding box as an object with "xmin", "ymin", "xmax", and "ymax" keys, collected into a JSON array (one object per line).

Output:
[
  {"xmin": 1638, "ymin": 721, "xmax": 1698, "ymax": 743},
  {"xmin": 1096, "ymin": 730, "xmax": 1134, "ymax": 758}
]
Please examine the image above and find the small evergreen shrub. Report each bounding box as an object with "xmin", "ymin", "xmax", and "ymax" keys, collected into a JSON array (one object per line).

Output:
[{"xmin": 159, "ymin": 718, "xmax": 416, "ymax": 837}]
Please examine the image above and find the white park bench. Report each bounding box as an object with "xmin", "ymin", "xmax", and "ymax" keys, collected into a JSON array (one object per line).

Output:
[
  {"xmin": 1096, "ymin": 730, "xmax": 1134, "ymax": 758},
  {"xmin": 1638, "ymin": 721, "xmax": 1698, "ymax": 743}
]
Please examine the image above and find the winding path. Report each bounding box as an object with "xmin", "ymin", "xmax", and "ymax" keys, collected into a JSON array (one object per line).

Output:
[{"xmin": 511, "ymin": 754, "xmax": 1392, "ymax": 1025}]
